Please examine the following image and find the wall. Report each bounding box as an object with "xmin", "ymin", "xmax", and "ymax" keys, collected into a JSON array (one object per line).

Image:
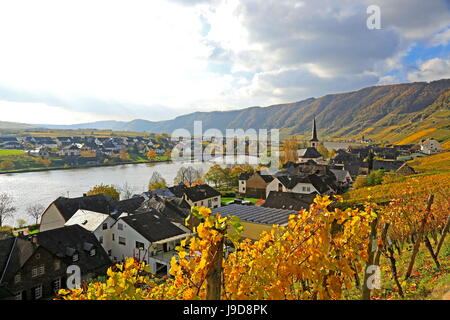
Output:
[{"xmin": 39, "ymin": 204, "xmax": 65, "ymax": 232}]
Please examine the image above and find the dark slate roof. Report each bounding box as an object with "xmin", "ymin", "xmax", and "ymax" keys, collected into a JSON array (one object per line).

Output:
[
  {"xmin": 257, "ymin": 171, "xmax": 274, "ymax": 183},
  {"xmin": 137, "ymin": 196, "xmax": 190, "ymax": 223},
  {"xmin": 373, "ymin": 160, "xmax": 405, "ymax": 171},
  {"xmin": 143, "ymin": 188, "xmax": 176, "ymax": 198},
  {"xmin": 263, "ymin": 191, "xmax": 316, "ymax": 211},
  {"xmin": 31, "ymin": 225, "xmax": 110, "ymax": 274},
  {"xmin": 114, "ymin": 197, "xmax": 145, "ymax": 214},
  {"xmin": 238, "ymin": 172, "xmax": 252, "ymax": 181},
  {"xmin": 0, "ymin": 238, "xmax": 36, "ymax": 284},
  {"xmin": 121, "ymin": 213, "xmax": 187, "ymax": 243},
  {"xmin": 52, "ymin": 194, "xmax": 117, "ymax": 221},
  {"xmin": 276, "ymin": 174, "xmax": 331, "ymax": 194},
  {"xmin": 298, "ymin": 147, "xmax": 322, "ymax": 159},
  {"xmin": 212, "ymin": 204, "xmax": 297, "ymax": 226},
  {"xmin": 169, "ymin": 184, "xmax": 221, "ymax": 202}
]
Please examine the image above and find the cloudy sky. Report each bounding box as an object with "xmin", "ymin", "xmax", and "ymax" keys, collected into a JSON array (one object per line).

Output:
[{"xmin": 1, "ymin": 0, "xmax": 450, "ymax": 124}]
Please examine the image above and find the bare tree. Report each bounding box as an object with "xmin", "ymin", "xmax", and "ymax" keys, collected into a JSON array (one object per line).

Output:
[
  {"xmin": 174, "ymin": 166, "xmax": 203, "ymax": 187},
  {"xmin": 148, "ymin": 172, "xmax": 167, "ymax": 190},
  {"xmin": 0, "ymin": 193, "xmax": 16, "ymax": 227},
  {"xmin": 26, "ymin": 203, "xmax": 45, "ymax": 225},
  {"xmin": 119, "ymin": 182, "xmax": 135, "ymax": 200}
]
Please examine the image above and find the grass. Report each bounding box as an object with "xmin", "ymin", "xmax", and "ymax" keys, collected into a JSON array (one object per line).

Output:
[
  {"xmin": 345, "ymin": 236, "xmax": 450, "ymax": 300},
  {"xmin": 0, "ymin": 149, "xmax": 25, "ymax": 156}
]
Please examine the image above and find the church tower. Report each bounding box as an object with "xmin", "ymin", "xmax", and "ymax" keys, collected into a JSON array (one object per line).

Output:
[{"xmin": 310, "ymin": 117, "xmax": 319, "ymax": 148}]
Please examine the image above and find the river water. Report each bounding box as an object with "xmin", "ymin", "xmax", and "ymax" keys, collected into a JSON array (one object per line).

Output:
[{"xmin": 0, "ymin": 161, "xmax": 213, "ymax": 226}]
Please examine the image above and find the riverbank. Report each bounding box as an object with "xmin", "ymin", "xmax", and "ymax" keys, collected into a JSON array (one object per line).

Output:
[{"xmin": 0, "ymin": 158, "xmax": 172, "ymax": 175}]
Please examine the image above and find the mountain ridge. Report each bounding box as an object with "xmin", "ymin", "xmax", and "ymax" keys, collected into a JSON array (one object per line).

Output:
[{"xmin": 3, "ymin": 79, "xmax": 450, "ymax": 144}]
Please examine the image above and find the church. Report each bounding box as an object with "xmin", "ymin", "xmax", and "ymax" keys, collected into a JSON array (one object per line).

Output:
[{"xmin": 297, "ymin": 117, "xmax": 326, "ymax": 164}]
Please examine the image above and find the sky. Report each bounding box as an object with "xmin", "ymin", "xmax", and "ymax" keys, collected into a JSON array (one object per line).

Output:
[{"xmin": 0, "ymin": 0, "xmax": 450, "ymax": 125}]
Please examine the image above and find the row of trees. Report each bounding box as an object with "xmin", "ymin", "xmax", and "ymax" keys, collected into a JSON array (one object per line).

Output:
[
  {"xmin": 0, "ymin": 193, "xmax": 45, "ymax": 227},
  {"xmin": 204, "ymin": 164, "xmax": 254, "ymax": 189}
]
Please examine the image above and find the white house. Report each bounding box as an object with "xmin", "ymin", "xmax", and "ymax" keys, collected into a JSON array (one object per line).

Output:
[
  {"xmin": 169, "ymin": 184, "xmax": 222, "ymax": 209},
  {"xmin": 420, "ymin": 138, "xmax": 441, "ymax": 155},
  {"xmin": 265, "ymin": 174, "xmax": 332, "ymax": 198},
  {"xmin": 108, "ymin": 213, "xmax": 192, "ymax": 276},
  {"xmin": 64, "ymin": 209, "xmax": 116, "ymax": 251}
]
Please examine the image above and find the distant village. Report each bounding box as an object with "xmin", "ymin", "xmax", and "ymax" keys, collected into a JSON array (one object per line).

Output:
[{"xmin": 0, "ymin": 120, "xmax": 444, "ymax": 300}]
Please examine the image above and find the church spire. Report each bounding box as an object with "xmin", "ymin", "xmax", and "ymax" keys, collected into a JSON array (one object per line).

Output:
[{"xmin": 310, "ymin": 117, "xmax": 319, "ymax": 148}]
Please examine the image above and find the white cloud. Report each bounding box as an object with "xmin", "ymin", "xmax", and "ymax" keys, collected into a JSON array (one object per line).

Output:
[
  {"xmin": 0, "ymin": 0, "xmax": 449, "ymax": 124},
  {"xmin": 407, "ymin": 58, "xmax": 450, "ymax": 82}
]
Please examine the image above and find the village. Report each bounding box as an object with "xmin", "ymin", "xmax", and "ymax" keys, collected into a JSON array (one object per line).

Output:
[{"xmin": 0, "ymin": 118, "xmax": 445, "ymax": 300}]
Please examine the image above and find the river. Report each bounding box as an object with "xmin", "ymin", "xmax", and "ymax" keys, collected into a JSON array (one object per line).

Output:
[{"xmin": 0, "ymin": 161, "xmax": 213, "ymax": 226}]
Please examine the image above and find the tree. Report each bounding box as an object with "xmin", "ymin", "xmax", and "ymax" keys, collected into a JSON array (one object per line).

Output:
[
  {"xmin": 147, "ymin": 149, "xmax": 157, "ymax": 160},
  {"xmin": 148, "ymin": 172, "xmax": 167, "ymax": 190},
  {"xmin": 0, "ymin": 160, "xmax": 15, "ymax": 170},
  {"xmin": 281, "ymin": 137, "xmax": 299, "ymax": 164},
  {"xmin": 317, "ymin": 144, "xmax": 330, "ymax": 159},
  {"xmin": 87, "ymin": 184, "xmax": 120, "ymax": 200},
  {"xmin": 26, "ymin": 203, "xmax": 45, "ymax": 225},
  {"xmin": 174, "ymin": 166, "xmax": 203, "ymax": 187},
  {"xmin": 16, "ymin": 218, "xmax": 27, "ymax": 228},
  {"xmin": 119, "ymin": 182, "xmax": 135, "ymax": 200},
  {"xmin": 0, "ymin": 193, "xmax": 16, "ymax": 227},
  {"xmin": 204, "ymin": 164, "xmax": 223, "ymax": 187}
]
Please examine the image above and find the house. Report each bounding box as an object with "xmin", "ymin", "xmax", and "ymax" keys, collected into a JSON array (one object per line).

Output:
[
  {"xmin": 265, "ymin": 173, "xmax": 335, "ymax": 198},
  {"xmin": 39, "ymin": 194, "xmax": 144, "ymax": 232},
  {"xmin": 329, "ymin": 168, "xmax": 353, "ymax": 186},
  {"xmin": 32, "ymin": 225, "xmax": 110, "ymax": 287},
  {"xmin": 40, "ymin": 194, "xmax": 117, "ymax": 232},
  {"xmin": 109, "ymin": 213, "xmax": 191, "ymax": 276},
  {"xmin": 142, "ymin": 188, "xmax": 176, "ymax": 200},
  {"xmin": 0, "ymin": 237, "xmax": 64, "ymax": 300},
  {"xmin": 33, "ymin": 137, "xmax": 58, "ymax": 149},
  {"xmin": 395, "ymin": 163, "xmax": 416, "ymax": 176},
  {"xmin": 59, "ymin": 144, "xmax": 81, "ymax": 157},
  {"xmin": 168, "ymin": 184, "xmax": 221, "ymax": 209},
  {"xmin": 263, "ymin": 191, "xmax": 316, "ymax": 211},
  {"xmin": 242, "ymin": 171, "xmax": 274, "ymax": 199},
  {"xmin": 137, "ymin": 195, "xmax": 191, "ymax": 224},
  {"xmin": 64, "ymin": 209, "xmax": 116, "ymax": 250},
  {"xmin": 372, "ymin": 160, "xmax": 405, "ymax": 172},
  {"xmin": 0, "ymin": 225, "xmax": 110, "ymax": 300},
  {"xmin": 420, "ymin": 138, "xmax": 441, "ymax": 155},
  {"xmin": 212, "ymin": 204, "xmax": 297, "ymax": 240},
  {"xmin": 238, "ymin": 172, "xmax": 252, "ymax": 195}
]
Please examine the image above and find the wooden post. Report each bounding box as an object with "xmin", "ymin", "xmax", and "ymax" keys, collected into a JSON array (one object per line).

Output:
[
  {"xmin": 435, "ymin": 214, "xmax": 450, "ymax": 259},
  {"xmin": 362, "ymin": 217, "xmax": 378, "ymax": 300},
  {"xmin": 206, "ymin": 237, "xmax": 224, "ymax": 300},
  {"xmin": 405, "ymin": 194, "xmax": 434, "ymax": 279}
]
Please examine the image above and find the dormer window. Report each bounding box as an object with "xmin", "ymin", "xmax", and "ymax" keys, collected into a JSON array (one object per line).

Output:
[
  {"xmin": 102, "ymin": 223, "xmax": 108, "ymax": 230},
  {"xmin": 72, "ymin": 253, "xmax": 79, "ymax": 262},
  {"xmin": 89, "ymin": 248, "xmax": 96, "ymax": 256}
]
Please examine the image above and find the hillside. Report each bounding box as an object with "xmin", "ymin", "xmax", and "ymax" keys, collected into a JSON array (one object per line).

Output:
[{"xmin": 5, "ymin": 79, "xmax": 450, "ymax": 144}]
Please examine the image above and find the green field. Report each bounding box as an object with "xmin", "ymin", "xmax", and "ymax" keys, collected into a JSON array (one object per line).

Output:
[{"xmin": 0, "ymin": 149, "xmax": 25, "ymax": 156}]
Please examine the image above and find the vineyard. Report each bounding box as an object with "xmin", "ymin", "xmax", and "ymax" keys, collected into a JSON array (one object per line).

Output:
[{"xmin": 59, "ymin": 186, "xmax": 450, "ymax": 300}]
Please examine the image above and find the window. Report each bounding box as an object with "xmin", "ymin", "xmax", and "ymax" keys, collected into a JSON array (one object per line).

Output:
[
  {"xmin": 14, "ymin": 292, "xmax": 22, "ymax": 300},
  {"xmin": 112, "ymin": 234, "xmax": 115, "ymax": 241},
  {"xmin": 99, "ymin": 236, "xmax": 103, "ymax": 244},
  {"xmin": 118, "ymin": 223, "xmax": 123, "ymax": 230},
  {"xmin": 89, "ymin": 248, "xmax": 96, "ymax": 256},
  {"xmin": 119, "ymin": 237, "xmax": 126, "ymax": 245},
  {"xmin": 31, "ymin": 267, "xmax": 38, "ymax": 278},
  {"xmin": 108, "ymin": 250, "xmax": 112, "ymax": 256},
  {"xmin": 14, "ymin": 273, "xmax": 21, "ymax": 284},
  {"xmin": 33, "ymin": 285, "xmax": 43, "ymax": 300},
  {"xmin": 102, "ymin": 223, "xmax": 108, "ymax": 230},
  {"xmin": 136, "ymin": 241, "xmax": 145, "ymax": 250},
  {"xmin": 208, "ymin": 199, "xmax": 212, "ymax": 207},
  {"xmin": 73, "ymin": 253, "xmax": 79, "ymax": 262},
  {"xmin": 54, "ymin": 260, "xmax": 61, "ymax": 271},
  {"xmin": 52, "ymin": 278, "xmax": 61, "ymax": 292}
]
